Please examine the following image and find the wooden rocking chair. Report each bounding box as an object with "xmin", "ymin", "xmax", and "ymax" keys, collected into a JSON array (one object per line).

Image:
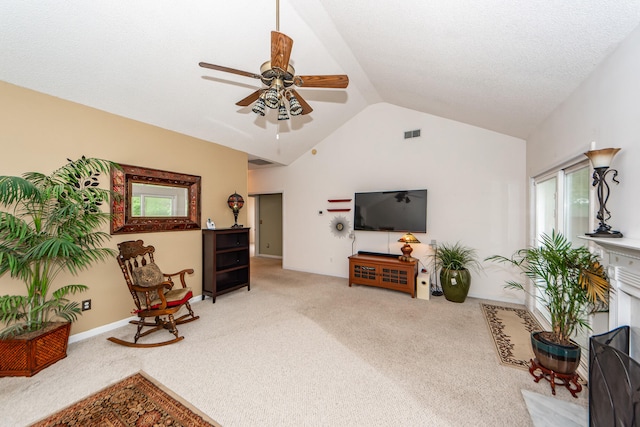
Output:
[{"xmin": 108, "ymin": 240, "xmax": 200, "ymax": 348}]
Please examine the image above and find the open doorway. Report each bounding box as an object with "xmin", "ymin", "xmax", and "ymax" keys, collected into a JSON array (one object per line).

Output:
[{"xmin": 248, "ymin": 193, "xmax": 283, "ymax": 258}]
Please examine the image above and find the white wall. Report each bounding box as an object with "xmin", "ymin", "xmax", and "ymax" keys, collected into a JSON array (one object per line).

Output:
[
  {"xmin": 250, "ymin": 102, "xmax": 527, "ymax": 303},
  {"xmin": 528, "ymin": 24, "xmax": 640, "ymax": 239},
  {"xmin": 526, "ymin": 23, "xmax": 640, "ymax": 375}
]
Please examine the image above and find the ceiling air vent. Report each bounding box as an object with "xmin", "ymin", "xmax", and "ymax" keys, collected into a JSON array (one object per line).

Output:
[
  {"xmin": 404, "ymin": 129, "xmax": 421, "ymax": 139},
  {"xmin": 248, "ymin": 158, "xmax": 273, "ymax": 166}
]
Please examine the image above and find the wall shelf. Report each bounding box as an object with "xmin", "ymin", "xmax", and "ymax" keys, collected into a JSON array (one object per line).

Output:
[{"xmin": 328, "ymin": 198, "xmax": 351, "ymax": 212}]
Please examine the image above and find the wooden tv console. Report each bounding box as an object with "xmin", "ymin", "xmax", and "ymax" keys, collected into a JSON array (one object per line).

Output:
[{"xmin": 348, "ymin": 253, "xmax": 418, "ymax": 298}]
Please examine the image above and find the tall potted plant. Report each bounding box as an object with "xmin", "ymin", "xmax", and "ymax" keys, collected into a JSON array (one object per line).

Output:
[
  {"xmin": 434, "ymin": 242, "xmax": 482, "ymax": 303},
  {"xmin": 0, "ymin": 156, "xmax": 117, "ymax": 376},
  {"xmin": 486, "ymin": 231, "xmax": 609, "ymax": 374}
]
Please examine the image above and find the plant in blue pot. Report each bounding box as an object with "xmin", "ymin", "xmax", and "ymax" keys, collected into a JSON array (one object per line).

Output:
[{"xmin": 486, "ymin": 230, "xmax": 610, "ymax": 374}]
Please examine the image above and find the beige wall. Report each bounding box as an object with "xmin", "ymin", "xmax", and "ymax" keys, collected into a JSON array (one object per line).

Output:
[{"xmin": 0, "ymin": 81, "xmax": 248, "ymax": 335}]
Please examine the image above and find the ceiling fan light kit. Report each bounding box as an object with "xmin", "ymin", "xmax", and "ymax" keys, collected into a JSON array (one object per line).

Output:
[
  {"xmin": 251, "ymin": 97, "xmax": 266, "ymax": 116},
  {"xmin": 264, "ymin": 82, "xmax": 281, "ymax": 109},
  {"xmin": 278, "ymin": 103, "xmax": 289, "ymax": 121},
  {"xmin": 288, "ymin": 93, "xmax": 303, "ymax": 116},
  {"xmin": 199, "ymin": 0, "xmax": 348, "ymax": 123}
]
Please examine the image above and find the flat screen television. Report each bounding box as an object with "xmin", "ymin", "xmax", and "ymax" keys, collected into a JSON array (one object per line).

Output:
[{"xmin": 354, "ymin": 189, "xmax": 427, "ymax": 232}]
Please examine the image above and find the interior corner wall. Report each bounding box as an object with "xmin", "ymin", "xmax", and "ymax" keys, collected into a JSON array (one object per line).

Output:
[
  {"xmin": 527, "ymin": 24, "xmax": 640, "ymax": 240},
  {"xmin": 0, "ymin": 81, "xmax": 248, "ymax": 335},
  {"xmin": 249, "ymin": 102, "xmax": 527, "ymax": 303}
]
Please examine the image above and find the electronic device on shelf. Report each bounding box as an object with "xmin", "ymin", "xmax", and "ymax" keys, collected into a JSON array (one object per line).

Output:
[{"xmin": 357, "ymin": 251, "xmax": 401, "ymax": 259}]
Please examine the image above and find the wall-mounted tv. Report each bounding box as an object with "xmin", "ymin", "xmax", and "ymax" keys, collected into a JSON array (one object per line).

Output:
[{"xmin": 354, "ymin": 189, "xmax": 427, "ymax": 233}]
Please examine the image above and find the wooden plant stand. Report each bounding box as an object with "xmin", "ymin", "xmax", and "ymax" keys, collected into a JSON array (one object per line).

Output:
[{"xmin": 529, "ymin": 358, "xmax": 582, "ymax": 398}]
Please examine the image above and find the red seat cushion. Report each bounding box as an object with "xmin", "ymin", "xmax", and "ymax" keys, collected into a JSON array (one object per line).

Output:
[{"xmin": 142, "ymin": 288, "xmax": 193, "ymax": 311}]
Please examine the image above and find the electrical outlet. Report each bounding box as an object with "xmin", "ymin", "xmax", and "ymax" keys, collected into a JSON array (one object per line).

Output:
[{"xmin": 81, "ymin": 299, "xmax": 91, "ymax": 311}]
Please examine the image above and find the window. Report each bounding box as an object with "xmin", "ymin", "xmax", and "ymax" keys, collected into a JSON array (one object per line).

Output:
[
  {"xmin": 132, "ymin": 195, "xmax": 176, "ymax": 217},
  {"xmin": 534, "ymin": 176, "xmax": 557, "ymax": 244},
  {"xmin": 564, "ymin": 166, "xmax": 590, "ymax": 247},
  {"xmin": 533, "ymin": 160, "xmax": 590, "ymax": 245},
  {"xmin": 532, "ymin": 158, "xmax": 591, "ymax": 347},
  {"xmin": 130, "ymin": 183, "xmax": 187, "ymax": 217}
]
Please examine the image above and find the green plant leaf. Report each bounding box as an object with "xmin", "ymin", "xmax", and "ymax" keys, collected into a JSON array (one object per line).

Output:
[
  {"xmin": 0, "ymin": 156, "xmax": 118, "ymax": 337},
  {"xmin": 434, "ymin": 241, "xmax": 482, "ymax": 273},
  {"xmin": 485, "ymin": 230, "xmax": 611, "ymax": 345}
]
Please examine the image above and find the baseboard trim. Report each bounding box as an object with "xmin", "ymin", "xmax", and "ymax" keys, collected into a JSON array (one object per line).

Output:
[
  {"xmin": 69, "ymin": 296, "xmax": 204, "ymax": 344},
  {"xmin": 255, "ymin": 254, "xmax": 282, "ymax": 259}
]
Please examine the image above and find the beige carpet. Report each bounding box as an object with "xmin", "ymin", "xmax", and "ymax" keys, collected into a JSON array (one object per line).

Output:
[
  {"xmin": 1, "ymin": 257, "xmax": 588, "ymax": 426},
  {"xmin": 30, "ymin": 371, "xmax": 220, "ymax": 426},
  {"xmin": 481, "ymin": 303, "xmax": 543, "ymax": 370}
]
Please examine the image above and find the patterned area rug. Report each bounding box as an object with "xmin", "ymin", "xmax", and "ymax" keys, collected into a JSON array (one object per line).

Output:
[
  {"xmin": 30, "ymin": 371, "xmax": 220, "ymax": 426},
  {"xmin": 481, "ymin": 303, "xmax": 543, "ymax": 370}
]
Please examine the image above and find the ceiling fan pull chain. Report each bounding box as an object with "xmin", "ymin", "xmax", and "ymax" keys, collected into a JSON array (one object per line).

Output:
[{"xmin": 276, "ymin": 0, "xmax": 280, "ymax": 32}]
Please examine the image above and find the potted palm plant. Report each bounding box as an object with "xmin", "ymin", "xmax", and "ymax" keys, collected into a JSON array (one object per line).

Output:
[
  {"xmin": 434, "ymin": 242, "xmax": 482, "ymax": 303},
  {"xmin": 486, "ymin": 230, "xmax": 609, "ymax": 374},
  {"xmin": 0, "ymin": 156, "xmax": 118, "ymax": 376}
]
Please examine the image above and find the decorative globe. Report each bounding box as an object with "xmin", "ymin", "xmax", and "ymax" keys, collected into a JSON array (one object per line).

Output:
[
  {"xmin": 227, "ymin": 193, "xmax": 244, "ymax": 212},
  {"xmin": 227, "ymin": 192, "xmax": 244, "ymax": 227}
]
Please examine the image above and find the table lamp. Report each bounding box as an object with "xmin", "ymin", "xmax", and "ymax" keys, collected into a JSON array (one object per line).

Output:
[
  {"xmin": 227, "ymin": 192, "xmax": 245, "ymax": 228},
  {"xmin": 398, "ymin": 232, "xmax": 420, "ymax": 261}
]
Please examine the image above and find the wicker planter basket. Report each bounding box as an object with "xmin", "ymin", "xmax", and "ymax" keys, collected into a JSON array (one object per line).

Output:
[{"xmin": 0, "ymin": 322, "xmax": 71, "ymax": 377}]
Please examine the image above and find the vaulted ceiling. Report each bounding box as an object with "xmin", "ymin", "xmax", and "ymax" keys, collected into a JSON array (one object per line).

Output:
[{"xmin": 2, "ymin": 1, "xmax": 640, "ymax": 168}]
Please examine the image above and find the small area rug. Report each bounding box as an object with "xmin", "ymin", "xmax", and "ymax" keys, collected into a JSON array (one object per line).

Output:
[
  {"xmin": 30, "ymin": 371, "xmax": 220, "ymax": 426},
  {"xmin": 481, "ymin": 303, "xmax": 543, "ymax": 370}
]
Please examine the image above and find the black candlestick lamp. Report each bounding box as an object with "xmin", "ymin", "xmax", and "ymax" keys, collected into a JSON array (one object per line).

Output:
[
  {"xmin": 227, "ymin": 192, "xmax": 245, "ymax": 228},
  {"xmin": 584, "ymin": 148, "xmax": 623, "ymax": 238}
]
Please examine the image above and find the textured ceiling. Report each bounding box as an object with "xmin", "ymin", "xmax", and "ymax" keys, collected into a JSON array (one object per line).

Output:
[{"xmin": 2, "ymin": 1, "xmax": 640, "ymax": 167}]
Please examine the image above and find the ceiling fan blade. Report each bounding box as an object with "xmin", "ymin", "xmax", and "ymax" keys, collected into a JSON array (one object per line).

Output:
[
  {"xmin": 295, "ymin": 74, "xmax": 349, "ymax": 88},
  {"xmin": 235, "ymin": 90, "xmax": 263, "ymax": 107},
  {"xmin": 199, "ymin": 62, "xmax": 261, "ymax": 80},
  {"xmin": 271, "ymin": 31, "xmax": 293, "ymax": 72},
  {"xmin": 291, "ymin": 90, "xmax": 313, "ymax": 115}
]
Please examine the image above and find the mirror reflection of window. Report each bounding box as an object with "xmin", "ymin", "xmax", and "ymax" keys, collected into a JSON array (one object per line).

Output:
[{"xmin": 131, "ymin": 183, "xmax": 188, "ymax": 217}]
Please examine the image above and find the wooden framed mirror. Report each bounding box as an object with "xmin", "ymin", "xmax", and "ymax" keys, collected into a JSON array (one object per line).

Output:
[{"xmin": 111, "ymin": 164, "xmax": 201, "ymax": 234}]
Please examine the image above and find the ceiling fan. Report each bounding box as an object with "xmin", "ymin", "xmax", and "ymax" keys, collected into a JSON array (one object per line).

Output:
[{"xmin": 198, "ymin": 0, "xmax": 349, "ymax": 120}]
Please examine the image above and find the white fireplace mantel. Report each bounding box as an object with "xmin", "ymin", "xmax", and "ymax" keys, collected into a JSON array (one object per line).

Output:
[
  {"xmin": 579, "ymin": 235, "xmax": 640, "ymax": 359},
  {"xmin": 579, "ymin": 236, "xmax": 640, "ymax": 258}
]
